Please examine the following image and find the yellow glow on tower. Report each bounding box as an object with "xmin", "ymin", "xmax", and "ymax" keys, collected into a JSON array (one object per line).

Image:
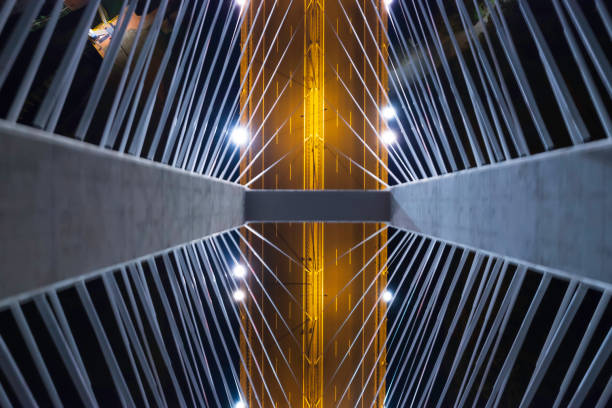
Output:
[{"xmin": 240, "ymin": 2, "xmax": 388, "ymax": 406}]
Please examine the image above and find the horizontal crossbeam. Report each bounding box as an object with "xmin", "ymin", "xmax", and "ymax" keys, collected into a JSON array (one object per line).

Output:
[{"xmin": 245, "ymin": 189, "xmax": 390, "ymax": 223}]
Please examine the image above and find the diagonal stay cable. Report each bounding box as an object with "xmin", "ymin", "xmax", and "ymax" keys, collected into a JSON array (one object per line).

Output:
[
  {"xmin": 198, "ymin": 239, "xmax": 274, "ymax": 408},
  {"xmin": 170, "ymin": 1, "xmax": 246, "ymax": 168},
  {"xmin": 224, "ymin": 233, "xmax": 303, "ymax": 347},
  {"xmin": 188, "ymin": 0, "xmax": 280, "ymax": 173},
  {"xmin": 213, "ymin": 36, "xmax": 306, "ymax": 179},
  {"xmin": 323, "ymin": 12, "xmax": 423, "ymax": 181},
  {"xmin": 207, "ymin": 12, "xmax": 305, "ymax": 178},
  {"xmin": 196, "ymin": 0, "xmax": 295, "ymax": 173},
  {"xmin": 229, "ymin": 93, "xmax": 305, "ymax": 183},
  {"xmin": 191, "ymin": 241, "xmax": 264, "ymax": 408},
  {"xmin": 330, "ymin": 2, "xmax": 439, "ymax": 177},
  {"xmin": 144, "ymin": 0, "xmax": 218, "ymax": 159},
  {"xmin": 337, "ymin": 225, "xmax": 388, "ymax": 262},
  {"xmin": 216, "ymin": 236, "xmax": 300, "ymax": 386},
  {"xmin": 322, "ymin": 68, "xmax": 410, "ymax": 183},
  {"xmin": 326, "ymin": 233, "xmax": 415, "ymax": 400},
  {"xmin": 239, "ymin": 227, "xmax": 311, "ymax": 301},
  {"xmin": 323, "ymin": 141, "xmax": 391, "ymax": 187},
  {"xmin": 207, "ymin": 237, "xmax": 292, "ymax": 407}
]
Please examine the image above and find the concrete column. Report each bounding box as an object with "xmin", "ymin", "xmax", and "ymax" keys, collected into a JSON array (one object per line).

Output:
[
  {"xmin": 390, "ymin": 140, "xmax": 612, "ymax": 287},
  {"xmin": 0, "ymin": 121, "xmax": 245, "ymax": 300}
]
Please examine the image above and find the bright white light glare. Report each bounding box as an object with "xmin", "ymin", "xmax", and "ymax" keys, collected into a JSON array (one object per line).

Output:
[
  {"xmin": 381, "ymin": 105, "xmax": 396, "ymax": 120},
  {"xmin": 381, "ymin": 129, "xmax": 397, "ymax": 145},
  {"xmin": 235, "ymin": 401, "xmax": 246, "ymax": 408},
  {"xmin": 233, "ymin": 264, "xmax": 247, "ymax": 278},
  {"xmin": 232, "ymin": 289, "xmax": 246, "ymax": 302},
  {"xmin": 230, "ymin": 126, "xmax": 249, "ymax": 146},
  {"xmin": 384, "ymin": 0, "xmax": 394, "ymax": 8},
  {"xmin": 382, "ymin": 290, "xmax": 393, "ymax": 303},
  {"xmin": 235, "ymin": 0, "xmax": 247, "ymax": 7}
]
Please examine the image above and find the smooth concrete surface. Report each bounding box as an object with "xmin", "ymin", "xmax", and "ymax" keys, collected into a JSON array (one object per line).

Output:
[
  {"xmin": 245, "ymin": 189, "xmax": 389, "ymax": 223},
  {"xmin": 3, "ymin": 117, "xmax": 611, "ymax": 298},
  {"xmin": 390, "ymin": 140, "xmax": 612, "ymax": 286},
  {"xmin": 0, "ymin": 121, "xmax": 245, "ymax": 300}
]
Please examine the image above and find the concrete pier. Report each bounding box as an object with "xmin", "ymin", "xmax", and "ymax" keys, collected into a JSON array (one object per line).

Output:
[
  {"xmin": 0, "ymin": 121, "xmax": 244, "ymax": 299},
  {"xmin": 389, "ymin": 140, "xmax": 612, "ymax": 286}
]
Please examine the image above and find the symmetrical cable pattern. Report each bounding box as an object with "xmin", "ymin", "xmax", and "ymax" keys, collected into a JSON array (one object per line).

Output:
[
  {"xmin": 0, "ymin": 1, "xmax": 611, "ymax": 407},
  {"xmin": 0, "ymin": 0, "xmax": 245, "ymax": 179}
]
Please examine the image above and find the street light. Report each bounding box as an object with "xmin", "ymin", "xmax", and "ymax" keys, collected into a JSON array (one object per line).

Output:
[
  {"xmin": 233, "ymin": 289, "xmax": 246, "ymax": 302},
  {"xmin": 233, "ymin": 264, "xmax": 247, "ymax": 278},
  {"xmin": 381, "ymin": 129, "xmax": 397, "ymax": 145},
  {"xmin": 230, "ymin": 126, "xmax": 249, "ymax": 146},
  {"xmin": 382, "ymin": 290, "xmax": 393, "ymax": 303},
  {"xmin": 235, "ymin": 401, "xmax": 247, "ymax": 408}
]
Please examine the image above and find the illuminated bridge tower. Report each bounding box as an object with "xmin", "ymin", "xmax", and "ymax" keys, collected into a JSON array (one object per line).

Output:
[
  {"xmin": 1, "ymin": 2, "xmax": 612, "ymax": 408},
  {"xmin": 240, "ymin": 1, "xmax": 389, "ymax": 406}
]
